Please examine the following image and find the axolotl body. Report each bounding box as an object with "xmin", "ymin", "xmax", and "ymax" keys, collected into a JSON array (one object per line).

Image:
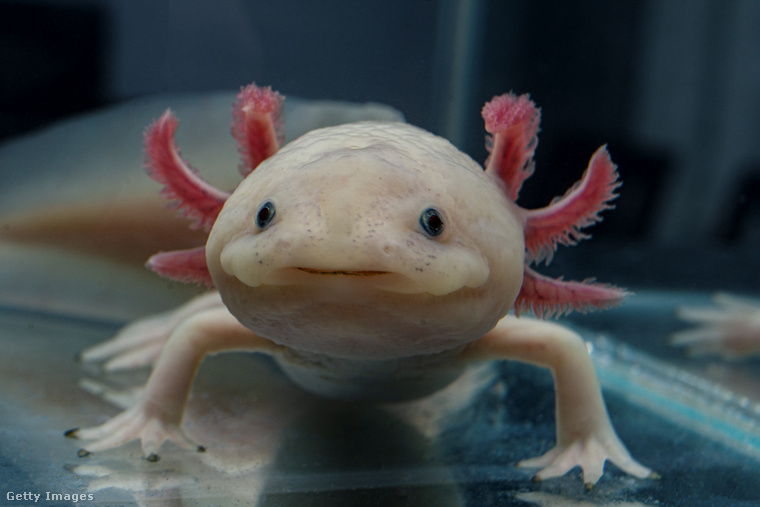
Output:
[{"xmin": 70, "ymin": 84, "xmax": 655, "ymax": 487}]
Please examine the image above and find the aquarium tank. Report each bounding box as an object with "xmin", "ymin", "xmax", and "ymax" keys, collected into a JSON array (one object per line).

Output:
[{"xmin": 1, "ymin": 1, "xmax": 759, "ymax": 505}]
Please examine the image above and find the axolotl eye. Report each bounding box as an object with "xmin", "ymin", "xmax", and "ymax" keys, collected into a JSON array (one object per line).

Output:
[
  {"xmin": 419, "ymin": 207, "xmax": 445, "ymax": 237},
  {"xmin": 256, "ymin": 200, "xmax": 276, "ymax": 229}
]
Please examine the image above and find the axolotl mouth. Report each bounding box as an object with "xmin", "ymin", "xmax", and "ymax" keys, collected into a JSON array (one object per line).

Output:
[
  {"xmin": 218, "ymin": 236, "xmax": 491, "ymax": 295},
  {"xmin": 260, "ymin": 266, "xmax": 427, "ymax": 294},
  {"xmin": 296, "ymin": 267, "xmax": 390, "ymax": 276}
]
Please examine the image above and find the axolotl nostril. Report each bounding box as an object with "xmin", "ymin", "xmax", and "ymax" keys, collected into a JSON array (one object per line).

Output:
[{"xmin": 69, "ymin": 83, "xmax": 656, "ymax": 487}]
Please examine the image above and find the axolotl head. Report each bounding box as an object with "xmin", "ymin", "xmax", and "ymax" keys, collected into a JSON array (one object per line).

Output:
[
  {"xmin": 205, "ymin": 122, "xmax": 525, "ymax": 360},
  {"xmin": 145, "ymin": 84, "xmax": 626, "ymax": 362}
]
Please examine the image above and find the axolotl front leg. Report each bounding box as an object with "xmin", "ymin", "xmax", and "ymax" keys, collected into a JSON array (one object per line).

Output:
[
  {"xmin": 68, "ymin": 306, "xmax": 284, "ymax": 460},
  {"xmin": 463, "ymin": 316, "xmax": 656, "ymax": 487}
]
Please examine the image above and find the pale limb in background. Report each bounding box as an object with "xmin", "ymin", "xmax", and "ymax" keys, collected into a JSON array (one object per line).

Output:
[{"xmin": 673, "ymin": 293, "xmax": 760, "ymax": 359}]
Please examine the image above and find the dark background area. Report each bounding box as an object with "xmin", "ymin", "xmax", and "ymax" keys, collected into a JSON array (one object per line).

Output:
[{"xmin": 1, "ymin": 0, "xmax": 759, "ymax": 291}]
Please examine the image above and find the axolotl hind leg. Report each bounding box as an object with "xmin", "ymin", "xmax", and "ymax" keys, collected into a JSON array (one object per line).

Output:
[
  {"xmin": 673, "ymin": 293, "xmax": 760, "ymax": 359},
  {"xmin": 79, "ymin": 291, "xmax": 224, "ymax": 371},
  {"xmin": 68, "ymin": 306, "xmax": 284, "ymax": 460},
  {"xmin": 462, "ymin": 316, "xmax": 657, "ymax": 488}
]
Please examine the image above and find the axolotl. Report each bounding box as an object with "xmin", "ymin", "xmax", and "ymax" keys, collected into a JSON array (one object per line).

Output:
[{"xmin": 68, "ymin": 83, "xmax": 656, "ymax": 487}]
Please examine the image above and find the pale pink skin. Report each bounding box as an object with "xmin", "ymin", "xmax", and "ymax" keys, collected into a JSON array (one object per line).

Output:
[
  {"xmin": 673, "ymin": 293, "xmax": 760, "ymax": 359},
  {"xmin": 71, "ymin": 84, "xmax": 655, "ymax": 487}
]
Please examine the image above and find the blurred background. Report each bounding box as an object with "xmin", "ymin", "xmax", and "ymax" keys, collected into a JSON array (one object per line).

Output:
[{"xmin": 1, "ymin": 0, "xmax": 759, "ymax": 290}]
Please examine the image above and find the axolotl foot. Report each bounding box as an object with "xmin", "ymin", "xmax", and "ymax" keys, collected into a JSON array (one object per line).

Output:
[
  {"xmin": 65, "ymin": 401, "xmax": 204, "ymax": 461},
  {"xmin": 69, "ymin": 305, "xmax": 282, "ymax": 460},
  {"xmin": 517, "ymin": 429, "xmax": 658, "ymax": 489},
  {"xmin": 673, "ymin": 292, "xmax": 760, "ymax": 359}
]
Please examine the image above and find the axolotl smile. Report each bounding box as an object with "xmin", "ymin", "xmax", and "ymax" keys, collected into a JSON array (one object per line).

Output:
[{"xmin": 296, "ymin": 268, "xmax": 388, "ymax": 276}]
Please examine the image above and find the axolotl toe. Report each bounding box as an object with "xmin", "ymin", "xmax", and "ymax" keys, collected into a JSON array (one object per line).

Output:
[{"xmin": 70, "ymin": 83, "xmax": 656, "ymax": 487}]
